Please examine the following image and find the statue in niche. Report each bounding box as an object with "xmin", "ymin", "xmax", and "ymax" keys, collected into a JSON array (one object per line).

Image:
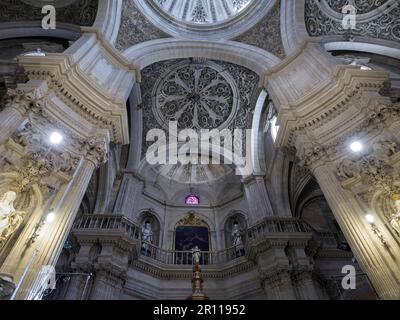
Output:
[
  {"xmin": 141, "ymin": 221, "xmax": 153, "ymax": 254},
  {"xmin": 391, "ymin": 195, "xmax": 400, "ymax": 235},
  {"xmin": 232, "ymin": 222, "xmax": 244, "ymax": 257},
  {"xmin": 0, "ymin": 191, "xmax": 25, "ymax": 249},
  {"xmin": 192, "ymin": 245, "xmax": 201, "ymax": 266}
]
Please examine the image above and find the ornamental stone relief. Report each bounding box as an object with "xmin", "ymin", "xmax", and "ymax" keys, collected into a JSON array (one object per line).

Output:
[
  {"xmin": 115, "ymin": 0, "xmax": 170, "ymax": 52},
  {"xmin": 153, "ymin": 0, "xmax": 252, "ymax": 24},
  {"xmin": 234, "ymin": 0, "xmax": 285, "ymax": 59},
  {"xmin": 324, "ymin": 0, "xmax": 390, "ymax": 14},
  {"xmin": 11, "ymin": 122, "xmax": 81, "ymax": 177},
  {"xmin": 305, "ymin": 0, "xmax": 400, "ymax": 42},
  {"xmin": 0, "ymin": 0, "xmax": 98, "ymax": 26},
  {"xmin": 152, "ymin": 61, "xmax": 237, "ymax": 131},
  {"xmin": 153, "ymin": 162, "xmax": 232, "ymax": 184},
  {"xmin": 141, "ymin": 59, "xmax": 259, "ymax": 157}
]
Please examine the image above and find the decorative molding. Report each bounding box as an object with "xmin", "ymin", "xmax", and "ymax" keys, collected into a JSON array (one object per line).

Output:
[
  {"xmin": 115, "ymin": 0, "xmax": 170, "ymax": 52},
  {"xmin": 305, "ymin": 0, "xmax": 400, "ymax": 42},
  {"xmin": 234, "ymin": 0, "xmax": 285, "ymax": 59},
  {"xmin": 0, "ymin": 0, "xmax": 98, "ymax": 26}
]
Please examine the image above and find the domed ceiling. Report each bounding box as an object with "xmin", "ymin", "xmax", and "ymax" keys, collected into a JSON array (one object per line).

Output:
[
  {"xmin": 141, "ymin": 58, "xmax": 259, "ymax": 155},
  {"xmin": 153, "ymin": 0, "xmax": 252, "ymax": 24},
  {"xmin": 139, "ymin": 58, "xmax": 260, "ymax": 185}
]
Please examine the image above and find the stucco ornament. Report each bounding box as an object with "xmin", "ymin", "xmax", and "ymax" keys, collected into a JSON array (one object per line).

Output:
[
  {"xmin": 0, "ymin": 191, "xmax": 25, "ymax": 249},
  {"xmin": 391, "ymin": 194, "xmax": 400, "ymax": 235}
]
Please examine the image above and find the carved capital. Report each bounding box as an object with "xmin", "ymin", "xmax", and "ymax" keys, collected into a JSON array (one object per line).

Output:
[
  {"xmin": 4, "ymin": 87, "xmax": 45, "ymax": 116},
  {"xmin": 297, "ymin": 142, "xmax": 328, "ymax": 171},
  {"xmin": 80, "ymin": 135, "xmax": 109, "ymax": 167}
]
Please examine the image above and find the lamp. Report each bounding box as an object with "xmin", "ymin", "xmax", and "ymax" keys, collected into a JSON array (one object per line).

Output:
[
  {"xmin": 349, "ymin": 141, "xmax": 363, "ymax": 153},
  {"xmin": 49, "ymin": 132, "xmax": 63, "ymax": 145}
]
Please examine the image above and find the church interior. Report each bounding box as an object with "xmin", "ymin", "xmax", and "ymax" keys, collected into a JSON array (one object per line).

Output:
[{"xmin": 0, "ymin": 0, "xmax": 399, "ymax": 300}]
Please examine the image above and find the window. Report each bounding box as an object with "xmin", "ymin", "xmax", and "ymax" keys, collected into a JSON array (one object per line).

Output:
[
  {"xmin": 270, "ymin": 116, "xmax": 280, "ymax": 142},
  {"xmin": 185, "ymin": 194, "xmax": 199, "ymax": 205}
]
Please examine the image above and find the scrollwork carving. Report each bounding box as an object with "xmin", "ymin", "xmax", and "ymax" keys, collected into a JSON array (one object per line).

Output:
[
  {"xmin": 80, "ymin": 135, "xmax": 109, "ymax": 167},
  {"xmin": 337, "ymin": 158, "xmax": 360, "ymax": 180},
  {"xmin": 298, "ymin": 142, "xmax": 328, "ymax": 169},
  {"xmin": 11, "ymin": 122, "xmax": 80, "ymax": 176},
  {"xmin": 3, "ymin": 88, "xmax": 43, "ymax": 116},
  {"xmin": 305, "ymin": 0, "xmax": 400, "ymax": 42}
]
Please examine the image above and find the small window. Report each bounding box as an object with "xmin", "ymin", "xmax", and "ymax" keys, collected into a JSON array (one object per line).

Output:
[
  {"xmin": 185, "ymin": 194, "xmax": 199, "ymax": 205},
  {"xmin": 270, "ymin": 116, "xmax": 280, "ymax": 142}
]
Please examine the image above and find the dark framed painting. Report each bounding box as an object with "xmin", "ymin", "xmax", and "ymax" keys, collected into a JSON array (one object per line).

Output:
[
  {"xmin": 174, "ymin": 226, "xmax": 210, "ymax": 265},
  {"xmin": 174, "ymin": 226, "xmax": 210, "ymax": 251}
]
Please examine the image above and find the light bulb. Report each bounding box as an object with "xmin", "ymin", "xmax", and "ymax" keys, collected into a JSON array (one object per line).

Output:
[
  {"xmin": 46, "ymin": 212, "xmax": 55, "ymax": 223},
  {"xmin": 50, "ymin": 132, "xmax": 63, "ymax": 145},
  {"xmin": 350, "ymin": 141, "xmax": 363, "ymax": 152},
  {"xmin": 365, "ymin": 214, "xmax": 375, "ymax": 224}
]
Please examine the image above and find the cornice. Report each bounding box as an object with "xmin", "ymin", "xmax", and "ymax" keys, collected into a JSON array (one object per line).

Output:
[
  {"xmin": 130, "ymin": 257, "xmax": 256, "ymax": 280},
  {"xmin": 276, "ymin": 67, "xmax": 389, "ymax": 148},
  {"xmin": 17, "ymin": 54, "xmax": 130, "ymax": 144},
  {"xmin": 81, "ymin": 27, "xmax": 141, "ymax": 82}
]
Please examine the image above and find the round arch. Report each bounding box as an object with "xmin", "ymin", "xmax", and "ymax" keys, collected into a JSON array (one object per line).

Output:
[{"xmin": 123, "ymin": 39, "xmax": 282, "ymax": 76}]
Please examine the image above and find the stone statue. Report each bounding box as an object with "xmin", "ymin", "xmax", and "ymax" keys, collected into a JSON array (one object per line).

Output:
[
  {"xmin": 141, "ymin": 221, "xmax": 153, "ymax": 253},
  {"xmin": 0, "ymin": 191, "xmax": 25, "ymax": 248},
  {"xmin": 192, "ymin": 246, "xmax": 201, "ymax": 266},
  {"xmin": 391, "ymin": 195, "xmax": 400, "ymax": 235},
  {"xmin": 232, "ymin": 222, "xmax": 244, "ymax": 256}
]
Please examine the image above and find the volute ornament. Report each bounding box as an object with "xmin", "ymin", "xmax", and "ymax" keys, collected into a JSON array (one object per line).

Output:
[
  {"xmin": 372, "ymin": 139, "xmax": 398, "ymax": 160},
  {"xmin": 337, "ymin": 158, "xmax": 360, "ymax": 181}
]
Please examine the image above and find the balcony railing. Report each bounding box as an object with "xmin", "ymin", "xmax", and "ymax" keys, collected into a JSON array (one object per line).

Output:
[
  {"xmin": 73, "ymin": 215, "xmax": 312, "ymax": 266},
  {"xmin": 140, "ymin": 242, "xmax": 245, "ymax": 266},
  {"xmin": 247, "ymin": 217, "xmax": 312, "ymax": 242},
  {"xmin": 73, "ymin": 214, "xmax": 141, "ymax": 241}
]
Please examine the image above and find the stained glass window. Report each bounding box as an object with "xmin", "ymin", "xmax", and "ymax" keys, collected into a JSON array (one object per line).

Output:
[{"xmin": 185, "ymin": 194, "xmax": 200, "ymax": 205}]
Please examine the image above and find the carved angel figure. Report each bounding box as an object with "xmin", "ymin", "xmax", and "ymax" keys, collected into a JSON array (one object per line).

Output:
[{"xmin": 0, "ymin": 191, "xmax": 25, "ymax": 248}]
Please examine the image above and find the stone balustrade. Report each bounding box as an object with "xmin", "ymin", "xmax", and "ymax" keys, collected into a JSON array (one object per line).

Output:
[{"xmin": 73, "ymin": 214, "xmax": 315, "ymax": 267}]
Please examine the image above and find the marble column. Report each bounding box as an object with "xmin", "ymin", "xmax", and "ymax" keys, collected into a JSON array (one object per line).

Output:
[
  {"xmin": 242, "ymin": 175, "xmax": 274, "ymax": 223},
  {"xmin": 0, "ymin": 107, "xmax": 26, "ymax": 145},
  {"xmin": 312, "ymin": 164, "xmax": 400, "ymax": 299},
  {"xmin": 0, "ymin": 157, "xmax": 97, "ymax": 299}
]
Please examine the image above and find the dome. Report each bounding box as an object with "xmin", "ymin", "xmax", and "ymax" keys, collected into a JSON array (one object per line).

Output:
[
  {"xmin": 152, "ymin": 0, "xmax": 252, "ymax": 25},
  {"xmin": 134, "ymin": 0, "xmax": 274, "ymax": 40}
]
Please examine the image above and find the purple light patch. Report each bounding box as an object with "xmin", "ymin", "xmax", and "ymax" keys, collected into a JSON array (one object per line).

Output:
[{"xmin": 185, "ymin": 195, "xmax": 199, "ymax": 205}]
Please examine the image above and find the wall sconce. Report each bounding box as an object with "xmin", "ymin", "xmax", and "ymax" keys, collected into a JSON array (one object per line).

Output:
[
  {"xmin": 365, "ymin": 214, "xmax": 388, "ymax": 248},
  {"xmin": 29, "ymin": 209, "xmax": 56, "ymax": 244}
]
